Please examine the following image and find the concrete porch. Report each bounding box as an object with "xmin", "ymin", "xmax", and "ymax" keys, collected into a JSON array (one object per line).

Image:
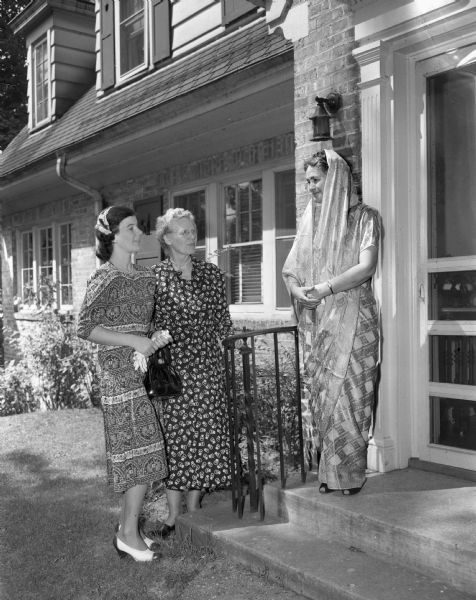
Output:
[{"xmin": 176, "ymin": 468, "xmax": 476, "ymax": 600}]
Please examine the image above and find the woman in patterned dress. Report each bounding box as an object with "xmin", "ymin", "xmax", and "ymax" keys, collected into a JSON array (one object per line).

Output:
[
  {"xmin": 283, "ymin": 150, "xmax": 381, "ymax": 496},
  {"xmin": 77, "ymin": 206, "xmax": 169, "ymax": 561},
  {"xmin": 150, "ymin": 208, "xmax": 233, "ymax": 537}
]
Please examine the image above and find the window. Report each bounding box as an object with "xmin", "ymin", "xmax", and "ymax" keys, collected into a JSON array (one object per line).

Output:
[
  {"xmin": 118, "ymin": 0, "xmax": 146, "ymax": 77},
  {"xmin": 32, "ymin": 35, "xmax": 50, "ymax": 126},
  {"xmin": 21, "ymin": 232, "xmax": 34, "ymax": 304},
  {"xmin": 18, "ymin": 224, "xmax": 73, "ymax": 309},
  {"xmin": 157, "ymin": 168, "xmax": 295, "ymax": 314},
  {"xmin": 102, "ymin": 0, "xmax": 170, "ymax": 89},
  {"xmin": 59, "ymin": 224, "xmax": 73, "ymax": 306},
  {"xmin": 224, "ymin": 179, "xmax": 263, "ymax": 303}
]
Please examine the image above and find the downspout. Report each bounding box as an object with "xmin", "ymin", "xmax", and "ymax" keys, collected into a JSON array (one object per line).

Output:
[{"xmin": 56, "ymin": 152, "xmax": 102, "ymax": 214}]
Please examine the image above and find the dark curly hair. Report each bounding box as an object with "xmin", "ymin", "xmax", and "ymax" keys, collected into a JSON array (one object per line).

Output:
[
  {"xmin": 303, "ymin": 150, "xmax": 329, "ymax": 173},
  {"xmin": 95, "ymin": 205, "xmax": 136, "ymax": 262}
]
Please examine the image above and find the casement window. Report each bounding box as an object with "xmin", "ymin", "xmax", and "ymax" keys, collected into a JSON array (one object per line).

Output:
[
  {"xmin": 31, "ymin": 34, "xmax": 50, "ymax": 127},
  {"xmin": 18, "ymin": 224, "xmax": 73, "ymax": 310},
  {"xmin": 59, "ymin": 224, "xmax": 73, "ymax": 306},
  {"xmin": 21, "ymin": 232, "xmax": 34, "ymax": 304},
  {"xmin": 224, "ymin": 179, "xmax": 263, "ymax": 303},
  {"xmin": 118, "ymin": 0, "xmax": 146, "ymax": 76},
  {"xmin": 101, "ymin": 0, "xmax": 171, "ymax": 89}
]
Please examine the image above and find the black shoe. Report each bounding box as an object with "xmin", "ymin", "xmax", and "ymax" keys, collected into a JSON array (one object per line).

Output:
[
  {"xmin": 319, "ymin": 483, "xmax": 335, "ymax": 494},
  {"xmin": 148, "ymin": 522, "xmax": 175, "ymax": 539},
  {"xmin": 342, "ymin": 487, "xmax": 362, "ymax": 496}
]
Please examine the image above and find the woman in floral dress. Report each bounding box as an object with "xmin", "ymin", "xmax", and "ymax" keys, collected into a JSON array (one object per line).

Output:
[
  {"xmin": 151, "ymin": 208, "xmax": 233, "ymax": 537},
  {"xmin": 77, "ymin": 205, "xmax": 168, "ymax": 562}
]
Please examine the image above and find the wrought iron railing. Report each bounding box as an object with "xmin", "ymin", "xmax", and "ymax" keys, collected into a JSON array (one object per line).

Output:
[{"xmin": 223, "ymin": 326, "xmax": 306, "ymax": 520}]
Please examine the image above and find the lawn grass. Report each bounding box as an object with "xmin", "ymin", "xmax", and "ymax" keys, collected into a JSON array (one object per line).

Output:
[{"xmin": 0, "ymin": 409, "xmax": 215, "ymax": 600}]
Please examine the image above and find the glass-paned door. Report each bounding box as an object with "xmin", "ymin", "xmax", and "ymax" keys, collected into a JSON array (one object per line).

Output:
[{"xmin": 419, "ymin": 49, "xmax": 476, "ymax": 468}]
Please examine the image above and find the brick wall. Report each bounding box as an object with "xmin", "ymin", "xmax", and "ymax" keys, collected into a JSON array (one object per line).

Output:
[{"xmin": 293, "ymin": 0, "xmax": 360, "ymax": 218}]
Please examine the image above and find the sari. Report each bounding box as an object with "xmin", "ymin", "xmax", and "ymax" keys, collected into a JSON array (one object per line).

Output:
[{"xmin": 283, "ymin": 150, "xmax": 380, "ymax": 489}]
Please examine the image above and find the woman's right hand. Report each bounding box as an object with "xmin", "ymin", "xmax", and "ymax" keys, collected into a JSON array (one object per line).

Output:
[
  {"xmin": 132, "ymin": 335, "xmax": 161, "ymax": 357},
  {"xmin": 290, "ymin": 285, "xmax": 321, "ymax": 310}
]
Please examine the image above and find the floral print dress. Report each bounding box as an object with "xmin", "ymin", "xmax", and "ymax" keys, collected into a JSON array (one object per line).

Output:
[
  {"xmin": 77, "ymin": 263, "xmax": 167, "ymax": 492},
  {"xmin": 153, "ymin": 257, "xmax": 233, "ymax": 490}
]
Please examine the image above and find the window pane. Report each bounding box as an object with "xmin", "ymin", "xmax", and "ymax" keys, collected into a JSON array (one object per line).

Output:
[
  {"xmin": 430, "ymin": 336, "xmax": 475, "ymax": 385},
  {"xmin": 225, "ymin": 185, "xmax": 237, "ymax": 244},
  {"xmin": 33, "ymin": 38, "xmax": 49, "ymax": 124},
  {"xmin": 276, "ymin": 238, "xmax": 294, "ymax": 308},
  {"xmin": 430, "ymin": 396, "xmax": 476, "ymax": 450},
  {"xmin": 427, "ymin": 67, "xmax": 476, "ymax": 258},
  {"xmin": 275, "ymin": 170, "xmax": 296, "ymax": 237},
  {"xmin": 40, "ymin": 228, "xmax": 53, "ymax": 267},
  {"xmin": 39, "ymin": 228, "xmax": 54, "ymax": 305},
  {"xmin": 59, "ymin": 224, "xmax": 73, "ymax": 305},
  {"xmin": 21, "ymin": 232, "xmax": 34, "ymax": 303},
  {"xmin": 224, "ymin": 179, "xmax": 263, "ymax": 303},
  {"xmin": 174, "ymin": 190, "xmax": 206, "ymax": 247},
  {"xmin": 239, "ymin": 183, "xmax": 250, "ymax": 242},
  {"xmin": 228, "ymin": 245, "xmax": 262, "ymax": 303},
  {"xmin": 250, "ymin": 179, "xmax": 262, "ymax": 241},
  {"xmin": 120, "ymin": 0, "xmax": 145, "ymax": 75},
  {"xmin": 428, "ymin": 271, "xmax": 476, "ymax": 320}
]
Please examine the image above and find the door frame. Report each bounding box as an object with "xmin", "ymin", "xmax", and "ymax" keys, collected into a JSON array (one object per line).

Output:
[
  {"xmin": 355, "ymin": 10, "xmax": 476, "ymax": 474},
  {"xmin": 412, "ymin": 50, "xmax": 476, "ymax": 470}
]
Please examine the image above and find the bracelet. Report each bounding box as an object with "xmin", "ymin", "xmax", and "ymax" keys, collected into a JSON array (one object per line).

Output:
[{"xmin": 326, "ymin": 280, "xmax": 334, "ymax": 294}]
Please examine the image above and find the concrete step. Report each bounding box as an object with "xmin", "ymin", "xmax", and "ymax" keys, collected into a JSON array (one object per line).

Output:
[
  {"xmin": 264, "ymin": 469, "xmax": 476, "ymax": 596},
  {"xmin": 177, "ymin": 501, "xmax": 475, "ymax": 600}
]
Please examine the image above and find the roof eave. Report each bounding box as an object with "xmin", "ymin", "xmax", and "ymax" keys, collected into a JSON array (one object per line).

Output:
[{"xmin": 10, "ymin": 0, "xmax": 94, "ymax": 36}]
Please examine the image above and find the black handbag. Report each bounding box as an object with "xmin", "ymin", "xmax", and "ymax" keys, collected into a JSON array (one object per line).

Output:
[{"xmin": 143, "ymin": 346, "xmax": 182, "ymax": 399}]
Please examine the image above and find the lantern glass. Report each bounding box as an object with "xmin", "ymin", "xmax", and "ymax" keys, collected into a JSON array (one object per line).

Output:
[{"xmin": 310, "ymin": 103, "xmax": 330, "ymax": 141}]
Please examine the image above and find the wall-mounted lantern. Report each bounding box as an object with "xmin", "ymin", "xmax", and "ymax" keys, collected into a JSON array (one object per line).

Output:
[{"xmin": 309, "ymin": 92, "xmax": 342, "ymax": 141}]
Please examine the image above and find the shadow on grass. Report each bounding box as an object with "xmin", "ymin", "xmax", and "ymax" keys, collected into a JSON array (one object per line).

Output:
[{"xmin": 0, "ymin": 436, "xmax": 209, "ymax": 600}]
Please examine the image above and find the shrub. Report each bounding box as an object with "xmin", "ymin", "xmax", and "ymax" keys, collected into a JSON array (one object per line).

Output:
[
  {"xmin": 20, "ymin": 313, "xmax": 101, "ymax": 410},
  {"xmin": 0, "ymin": 360, "xmax": 38, "ymax": 416},
  {"xmin": 0, "ymin": 313, "xmax": 101, "ymax": 415}
]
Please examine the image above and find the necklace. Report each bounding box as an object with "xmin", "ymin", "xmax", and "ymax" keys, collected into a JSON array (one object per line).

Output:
[
  {"xmin": 108, "ymin": 260, "xmax": 134, "ymax": 273},
  {"xmin": 170, "ymin": 256, "xmax": 192, "ymax": 271}
]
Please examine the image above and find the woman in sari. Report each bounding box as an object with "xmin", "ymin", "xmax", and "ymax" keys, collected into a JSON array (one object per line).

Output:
[{"xmin": 282, "ymin": 150, "xmax": 380, "ymax": 495}]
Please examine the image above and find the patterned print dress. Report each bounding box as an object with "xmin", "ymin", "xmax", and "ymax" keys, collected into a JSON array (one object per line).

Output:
[
  {"xmin": 77, "ymin": 263, "xmax": 167, "ymax": 493},
  {"xmin": 153, "ymin": 257, "xmax": 233, "ymax": 491}
]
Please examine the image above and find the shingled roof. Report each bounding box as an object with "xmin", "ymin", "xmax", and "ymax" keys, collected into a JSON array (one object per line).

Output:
[{"xmin": 0, "ymin": 19, "xmax": 292, "ymax": 179}]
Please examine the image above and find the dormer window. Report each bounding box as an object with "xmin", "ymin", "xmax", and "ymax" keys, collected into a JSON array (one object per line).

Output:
[
  {"xmin": 32, "ymin": 34, "xmax": 50, "ymax": 127},
  {"xmin": 118, "ymin": 0, "xmax": 146, "ymax": 78},
  {"xmin": 101, "ymin": 0, "xmax": 171, "ymax": 90}
]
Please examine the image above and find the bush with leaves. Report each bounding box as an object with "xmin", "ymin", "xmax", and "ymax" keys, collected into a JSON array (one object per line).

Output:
[
  {"xmin": 19, "ymin": 313, "xmax": 101, "ymax": 410},
  {"xmin": 0, "ymin": 312, "xmax": 101, "ymax": 415},
  {"xmin": 0, "ymin": 360, "xmax": 38, "ymax": 416}
]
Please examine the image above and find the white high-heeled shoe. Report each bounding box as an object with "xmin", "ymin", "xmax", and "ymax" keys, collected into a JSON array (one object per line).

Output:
[
  {"xmin": 113, "ymin": 535, "xmax": 160, "ymax": 562},
  {"xmin": 115, "ymin": 523, "xmax": 158, "ymax": 550}
]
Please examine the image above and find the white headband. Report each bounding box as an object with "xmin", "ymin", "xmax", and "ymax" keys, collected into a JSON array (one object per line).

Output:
[{"xmin": 95, "ymin": 207, "xmax": 112, "ymax": 236}]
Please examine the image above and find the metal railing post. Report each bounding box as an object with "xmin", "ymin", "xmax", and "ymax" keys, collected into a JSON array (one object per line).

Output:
[{"xmin": 223, "ymin": 325, "xmax": 306, "ymax": 520}]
